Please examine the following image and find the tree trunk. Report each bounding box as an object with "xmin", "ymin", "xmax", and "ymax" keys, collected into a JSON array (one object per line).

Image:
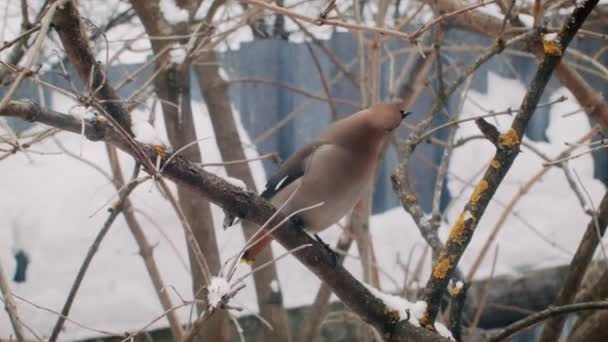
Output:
[
  {"xmin": 194, "ymin": 50, "xmax": 293, "ymax": 342},
  {"xmin": 129, "ymin": 1, "xmax": 235, "ymax": 340}
]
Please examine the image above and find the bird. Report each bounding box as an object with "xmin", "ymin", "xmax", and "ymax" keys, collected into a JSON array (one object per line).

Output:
[{"xmin": 226, "ymin": 103, "xmax": 411, "ymax": 264}]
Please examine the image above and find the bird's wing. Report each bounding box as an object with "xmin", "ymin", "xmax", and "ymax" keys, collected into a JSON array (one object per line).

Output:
[{"xmin": 261, "ymin": 141, "xmax": 327, "ymax": 199}]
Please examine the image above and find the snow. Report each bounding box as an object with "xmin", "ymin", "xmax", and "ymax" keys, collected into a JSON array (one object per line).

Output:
[
  {"xmin": 365, "ymin": 285, "xmax": 454, "ymax": 340},
  {"xmin": 543, "ymin": 32, "xmax": 559, "ymax": 42},
  {"xmin": 207, "ymin": 276, "xmax": 231, "ymax": 308},
  {"xmin": 435, "ymin": 324, "xmax": 455, "ymax": 340},
  {"xmin": 168, "ymin": 45, "xmax": 188, "ymax": 64},
  {"xmin": 159, "ymin": 0, "xmax": 189, "ymax": 25},
  {"xmin": 269, "ymin": 279, "xmax": 279, "ymax": 292},
  {"xmin": 132, "ymin": 119, "xmax": 167, "ymax": 147},
  {"xmin": 365, "ymin": 285, "xmax": 427, "ymax": 324},
  {"xmin": 225, "ymin": 176, "xmax": 247, "ymax": 190}
]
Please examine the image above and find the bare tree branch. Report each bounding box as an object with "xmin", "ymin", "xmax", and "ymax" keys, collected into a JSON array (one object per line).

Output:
[
  {"xmin": 419, "ymin": 0, "xmax": 599, "ymax": 327},
  {"xmin": 489, "ymin": 301, "xmax": 608, "ymax": 342},
  {"xmin": 431, "ymin": 0, "xmax": 608, "ymax": 130},
  {"xmin": 105, "ymin": 144, "xmax": 184, "ymax": 340},
  {"xmin": 0, "ymin": 255, "xmax": 26, "ymax": 341},
  {"xmin": 49, "ymin": 164, "xmax": 144, "ymax": 342},
  {"xmin": 299, "ymin": 223, "xmax": 354, "ymax": 342},
  {"xmin": 538, "ymin": 190, "xmax": 608, "ymax": 340},
  {"xmin": 0, "ymin": 100, "xmax": 450, "ymax": 342},
  {"xmin": 51, "ymin": 1, "xmax": 132, "ymax": 132}
]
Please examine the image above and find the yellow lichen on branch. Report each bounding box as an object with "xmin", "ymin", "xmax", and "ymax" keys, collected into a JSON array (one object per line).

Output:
[
  {"xmin": 433, "ymin": 253, "xmax": 452, "ymax": 279},
  {"xmin": 448, "ymin": 213, "xmax": 467, "ymax": 245},
  {"xmin": 490, "ymin": 159, "xmax": 501, "ymax": 169},
  {"xmin": 406, "ymin": 194, "xmax": 417, "ymax": 202},
  {"xmin": 498, "ymin": 128, "xmax": 520, "ymax": 147},
  {"xmin": 151, "ymin": 144, "xmax": 168, "ymax": 157},
  {"xmin": 471, "ymin": 180, "xmax": 489, "ymax": 205},
  {"xmin": 542, "ymin": 33, "xmax": 563, "ymax": 56}
]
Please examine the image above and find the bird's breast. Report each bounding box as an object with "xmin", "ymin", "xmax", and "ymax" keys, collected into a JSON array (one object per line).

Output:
[{"xmin": 270, "ymin": 144, "xmax": 376, "ymax": 232}]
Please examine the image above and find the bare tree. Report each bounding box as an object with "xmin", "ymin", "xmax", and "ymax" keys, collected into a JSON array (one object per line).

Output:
[{"xmin": 1, "ymin": 1, "xmax": 607, "ymax": 341}]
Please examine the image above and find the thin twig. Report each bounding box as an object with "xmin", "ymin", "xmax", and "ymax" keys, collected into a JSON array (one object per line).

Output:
[
  {"xmin": 0, "ymin": 255, "xmax": 26, "ymax": 341},
  {"xmin": 105, "ymin": 144, "xmax": 184, "ymax": 340},
  {"xmin": 489, "ymin": 301, "xmax": 608, "ymax": 342},
  {"xmin": 243, "ymin": 0, "xmax": 414, "ymax": 41},
  {"xmin": 0, "ymin": 0, "xmax": 69, "ymax": 115},
  {"xmin": 48, "ymin": 164, "xmax": 143, "ymax": 341},
  {"xmin": 305, "ymin": 42, "xmax": 338, "ymax": 121},
  {"xmin": 199, "ymin": 152, "xmax": 279, "ymax": 167},
  {"xmin": 572, "ymin": 168, "xmax": 607, "ymax": 259},
  {"xmin": 543, "ymin": 143, "xmax": 608, "ymax": 166},
  {"xmin": 418, "ymin": 96, "xmax": 567, "ymax": 143},
  {"xmin": 466, "ymin": 246, "xmax": 499, "ymax": 341},
  {"xmin": 466, "ymin": 127, "xmax": 600, "ymax": 281},
  {"xmin": 0, "ymin": 24, "xmax": 41, "ymax": 54},
  {"xmin": 409, "ymin": 0, "xmax": 497, "ymax": 41},
  {"xmin": 14, "ymin": 293, "xmax": 120, "ymax": 338}
]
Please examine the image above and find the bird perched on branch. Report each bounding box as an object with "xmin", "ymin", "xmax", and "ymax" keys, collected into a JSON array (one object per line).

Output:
[{"xmin": 225, "ymin": 103, "xmax": 411, "ymax": 264}]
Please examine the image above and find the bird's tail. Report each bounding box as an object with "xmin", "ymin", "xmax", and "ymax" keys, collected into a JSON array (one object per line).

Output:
[{"xmin": 240, "ymin": 230, "xmax": 273, "ymax": 264}]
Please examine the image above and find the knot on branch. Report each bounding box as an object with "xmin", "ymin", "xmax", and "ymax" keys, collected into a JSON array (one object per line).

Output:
[
  {"xmin": 476, "ymin": 118, "xmax": 522, "ymax": 153},
  {"xmin": 24, "ymin": 101, "xmax": 42, "ymax": 123},
  {"xmin": 475, "ymin": 117, "xmax": 500, "ymax": 145},
  {"xmin": 493, "ymin": 37, "xmax": 505, "ymax": 51},
  {"xmin": 498, "ymin": 128, "xmax": 520, "ymax": 149}
]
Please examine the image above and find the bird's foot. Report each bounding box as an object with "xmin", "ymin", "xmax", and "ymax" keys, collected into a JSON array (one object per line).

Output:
[{"xmin": 314, "ymin": 233, "xmax": 337, "ymax": 268}]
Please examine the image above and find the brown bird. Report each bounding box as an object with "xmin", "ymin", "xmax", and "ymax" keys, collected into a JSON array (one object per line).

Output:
[{"xmin": 229, "ymin": 103, "xmax": 410, "ymax": 264}]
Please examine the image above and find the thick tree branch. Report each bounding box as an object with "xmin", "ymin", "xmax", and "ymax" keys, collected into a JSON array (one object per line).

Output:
[
  {"xmin": 51, "ymin": 1, "xmax": 132, "ymax": 132},
  {"xmin": 568, "ymin": 309, "xmax": 608, "ymax": 342},
  {"xmin": 299, "ymin": 224, "xmax": 354, "ymax": 342},
  {"xmin": 5, "ymin": 2, "xmax": 454, "ymax": 340},
  {"xmin": 419, "ymin": 0, "xmax": 599, "ymax": 327},
  {"xmin": 0, "ymin": 99, "xmax": 449, "ymax": 342},
  {"xmin": 393, "ymin": 29, "xmax": 536, "ymax": 263}
]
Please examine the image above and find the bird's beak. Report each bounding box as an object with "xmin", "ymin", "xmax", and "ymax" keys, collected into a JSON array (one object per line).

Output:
[{"xmin": 400, "ymin": 110, "xmax": 412, "ymax": 119}]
